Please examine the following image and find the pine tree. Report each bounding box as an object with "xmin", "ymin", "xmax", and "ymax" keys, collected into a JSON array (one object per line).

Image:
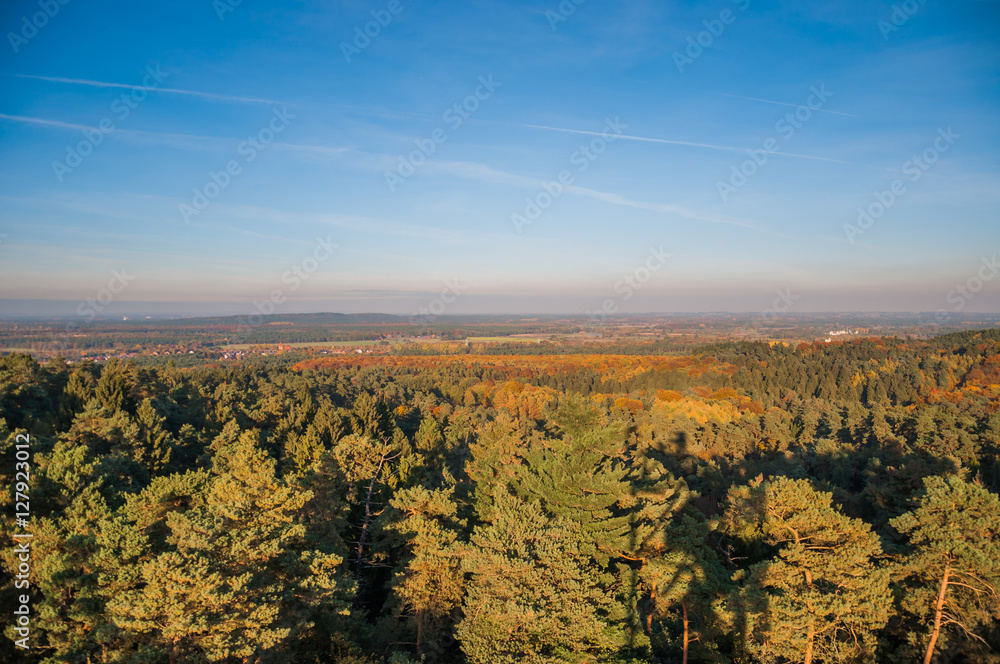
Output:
[
  {"xmin": 889, "ymin": 475, "xmax": 1000, "ymax": 664},
  {"xmin": 329, "ymin": 433, "xmax": 399, "ymax": 609},
  {"xmin": 384, "ymin": 485, "xmax": 466, "ymax": 661},
  {"xmin": 627, "ymin": 458, "xmax": 726, "ymax": 663},
  {"xmin": 515, "ymin": 397, "xmax": 632, "ymax": 566},
  {"xmin": 10, "ymin": 440, "xmax": 111, "ymax": 664},
  {"xmin": 350, "ymin": 393, "xmax": 394, "ymax": 441},
  {"xmin": 456, "ymin": 490, "xmax": 626, "ymax": 664},
  {"xmin": 135, "ymin": 397, "xmax": 174, "ymax": 474},
  {"xmin": 94, "ymin": 360, "xmax": 131, "ymax": 415},
  {"xmin": 289, "ymin": 423, "xmax": 326, "ymax": 472},
  {"xmin": 726, "ymin": 476, "xmax": 891, "ymax": 663},
  {"xmin": 100, "ymin": 430, "xmax": 350, "ymax": 663},
  {"xmin": 463, "ymin": 414, "xmax": 541, "ymax": 522}
]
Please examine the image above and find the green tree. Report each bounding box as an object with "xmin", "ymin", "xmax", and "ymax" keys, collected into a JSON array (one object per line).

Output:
[
  {"xmin": 726, "ymin": 476, "xmax": 891, "ymax": 663},
  {"xmin": 135, "ymin": 397, "xmax": 174, "ymax": 474},
  {"xmin": 100, "ymin": 431, "xmax": 350, "ymax": 663},
  {"xmin": 350, "ymin": 393, "xmax": 394, "ymax": 441},
  {"xmin": 456, "ymin": 490, "xmax": 626, "ymax": 664},
  {"xmin": 627, "ymin": 460, "xmax": 726, "ymax": 663},
  {"xmin": 516, "ymin": 397, "xmax": 631, "ymax": 566},
  {"xmin": 384, "ymin": 485, "xmax": 466, "ymax": 661},
  {"xmin": 94, "ymin": 360, "xmax": 131, "ymax": 415},
  {"xmin": 2, "ymin": 439, "xmax": 111, "ymax": 664},
  {"xmin": 890, "ymin": 475, "xmax": 1000, "ymax": 664}
]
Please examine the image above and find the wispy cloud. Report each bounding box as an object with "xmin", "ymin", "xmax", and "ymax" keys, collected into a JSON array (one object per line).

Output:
[
  {"xmin": 421, "ymin": 159, "xmax": 776, "ymax": 235},
  {"xmin": 271, "ymin": 142, "xmax": 349, "ymax": 158},
  {"xmin": 7, "ymin": 73, "xmax": 289, "ymax": 106},
  {"xmin": 564, "ymin": 184, "xmax": 771, "ymax": 233},
  {"xmin": 515, "ymin": 122, "xmax": 888, "ymax": 170},
  {"xmin": 0, "ymin": 112, "xmax": 348, "ymax": 158},
  {"xmin": 718, "ymin": 92, "xmax": 857, "ymax": 117},
  {"xmin": 210, "ymin": 203, "xmax": 488, "ymax": 246},
  {"xmin": 0, "ymin": 113, "xmax": 93, "ymax": 132},
  {"xmin": 516, "ymin": 122, "xmax": 751, "ymax": 153}
]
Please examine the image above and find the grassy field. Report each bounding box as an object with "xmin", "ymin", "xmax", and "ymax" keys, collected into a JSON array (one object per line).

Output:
[{"xmin": 466, "ymin": 336, "xmax": 542, "ymax": 343}]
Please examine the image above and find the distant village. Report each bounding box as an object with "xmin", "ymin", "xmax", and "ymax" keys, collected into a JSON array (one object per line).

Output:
[{"xmin": 46, "ymin": 344, "xmax": 392, "ymax": 364}]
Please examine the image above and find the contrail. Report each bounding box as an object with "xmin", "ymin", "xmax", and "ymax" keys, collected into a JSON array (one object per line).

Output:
[
  {"xmin": 0, "ymin": 113, "xmax": 94, "ymax": 131},
  {"xmin": 6, "ymin": 73, "xmax": 288, "ymax": 105},
  {"xmin": 516, "ymin": 122, "xmax": 857, "ymax": 166},
  {"xmin": 518, "ymin": 122, "xmax": 752, "ymax": 152},
  {"xmin": 0, "ymin": 113, "xmax": 348, "ymax": 158},
  {"xmin": 719, "ymin": 92, "xmax": 857, "ymax": 117}
]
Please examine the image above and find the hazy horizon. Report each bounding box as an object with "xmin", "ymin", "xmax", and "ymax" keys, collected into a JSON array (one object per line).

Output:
[
  {"xmin": 1, "ymin": 0, "xmax": 998, "ymax": 321},
  {"xmin": 3, "ymin": 298, "xmax": 1000, "ymax": 322}
]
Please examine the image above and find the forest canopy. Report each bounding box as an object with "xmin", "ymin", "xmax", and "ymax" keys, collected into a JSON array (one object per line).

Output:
[{"xmin": 2, "ymin": 329, "xmax": 1000, "ymax": 663}]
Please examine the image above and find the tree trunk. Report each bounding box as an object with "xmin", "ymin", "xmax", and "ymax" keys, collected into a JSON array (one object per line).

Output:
[
  {"xmin": 923, "ymin": 562, "xmax": 951, "ymax": 664},
  {"xmin": 645, "ymin": 583, "xmax": 656, "ymax": 636},
  {"xmin": 168, "ymin": 637, "xmax": 177, "ymax": 664},
  {"xmin": 804, "ymin": 619, "xmax": 815, "ymax": 664},
  {"xmin": 681, "ymin": 601, "xmax": 690, "ymax": 664},
  {"xmin": 354, "ymin": 452, "xmax": 388, "ymax": 607},
  {"xmin": 356, "ymin": 453, "xmax": 387, "ymax": 572},
  {"xmin": 803, "ymin": 568, "xmax": 815, "ymax": 664},
  {"xmin": 416, "ymin": 611, "xmax": 423, "ymax": 658}
]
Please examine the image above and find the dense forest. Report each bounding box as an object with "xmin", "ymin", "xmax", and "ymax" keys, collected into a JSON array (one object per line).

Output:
[{"xmin": 2, "ymin": 329, "xmax": 1000, "ymax": 663}]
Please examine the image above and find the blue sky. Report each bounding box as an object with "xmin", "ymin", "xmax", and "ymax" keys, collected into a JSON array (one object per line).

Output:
[{"xmin": 0, "ymin": 0, "xmax": 998, "ymax": 318}]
